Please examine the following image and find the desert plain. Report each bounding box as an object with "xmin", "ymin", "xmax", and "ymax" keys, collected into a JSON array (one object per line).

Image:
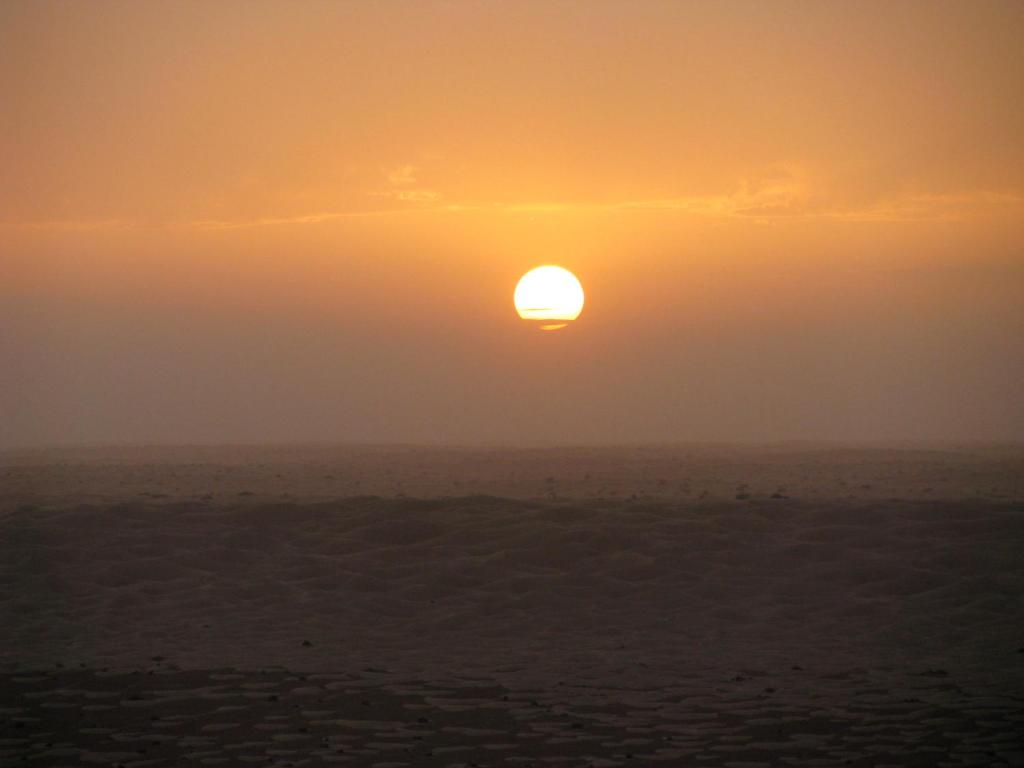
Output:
[{"xmin": 1, "ymin": 444, "xmax": 1023, "ymax": 767}]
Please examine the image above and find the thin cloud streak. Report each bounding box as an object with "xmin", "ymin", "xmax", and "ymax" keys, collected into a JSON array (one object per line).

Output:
[{"xmin": 2, "ymin": 190, "xmax": 1021, "ymax": 232}]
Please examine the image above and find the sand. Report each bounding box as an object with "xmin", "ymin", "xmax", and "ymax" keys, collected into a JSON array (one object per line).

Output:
[{"xmin": 1, "ymin": 445, "xmax": 1023, "ymax": 766}]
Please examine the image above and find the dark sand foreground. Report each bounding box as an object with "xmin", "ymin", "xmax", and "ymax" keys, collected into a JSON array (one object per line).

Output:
[{"xmin": 2, "ymin": 446, "xmax": 1023, "ymax": 766}]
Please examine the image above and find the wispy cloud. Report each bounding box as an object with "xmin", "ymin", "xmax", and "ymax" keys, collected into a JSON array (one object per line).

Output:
[
  {"xmin": 385, "ymin": 165, "xmax": 419, "ymax": 186},
  {"xmin": 3, "ymin": 186, "xmax": 1021, "ymax": 233},
  {"xmin": 0, "ymin": 218, "xmax": 142, "ymax": 232},
  {"xmin": 367, "ymin": 164, "xmax": 442, "ymax": 206}
]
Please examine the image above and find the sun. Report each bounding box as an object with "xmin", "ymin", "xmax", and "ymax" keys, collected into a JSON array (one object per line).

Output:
[{"xmin": 514, "ymin": 266, "xmax": 585, "ymax": 331}]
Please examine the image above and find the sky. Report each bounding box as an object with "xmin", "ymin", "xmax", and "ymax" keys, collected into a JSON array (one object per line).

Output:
[{"xmin": 2, "ymin": 0, "xmax": 1023, "ymax": 447}]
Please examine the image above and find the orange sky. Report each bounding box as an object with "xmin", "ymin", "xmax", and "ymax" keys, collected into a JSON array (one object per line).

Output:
[{"xmin": 2, "ymin": 1, "xmax": 1023, "ymax": 445}]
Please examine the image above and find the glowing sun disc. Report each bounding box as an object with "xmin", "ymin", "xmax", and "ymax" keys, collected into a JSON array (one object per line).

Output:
[{"xmin": 514, "ymin": 266, "xmax": 585, "ymax": 329}]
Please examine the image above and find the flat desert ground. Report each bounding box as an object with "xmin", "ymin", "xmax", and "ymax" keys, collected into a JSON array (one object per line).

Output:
[{"xmin": 2, "ymin": 445, "xmax": 1023, "ymax": 767}]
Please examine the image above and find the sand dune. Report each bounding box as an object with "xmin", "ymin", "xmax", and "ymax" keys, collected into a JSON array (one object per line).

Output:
[
  {"xmin": 3, "ymin": 444, "xmax": 1021, "ymax": 508},
  {"xmin": 4, "ymin": 664, "xmax": 1022, "ymax": 767},
  {"xmin": 3, "ymin": 493, "xmax": 1022, "ymax": 677}
]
